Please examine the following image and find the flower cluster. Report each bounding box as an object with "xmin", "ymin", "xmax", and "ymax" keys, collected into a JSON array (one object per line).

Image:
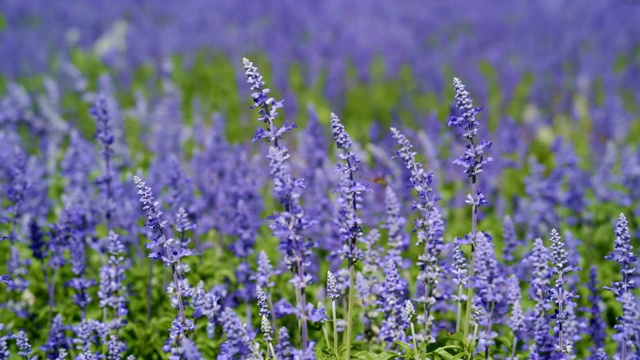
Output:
[
  {"xmin": 448, "ymin": 77, "xmax": 492, "ymax": 181},
  {"xmin": 391, "ymin": 127, "xmax": 445, "ymax": 342}
]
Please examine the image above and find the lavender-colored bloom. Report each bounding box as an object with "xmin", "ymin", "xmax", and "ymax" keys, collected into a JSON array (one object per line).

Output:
[
  {"xmin": 502, "ymin": 215, "xmax": 519, "ymax": 264},
  {"xmin": 91, "ymin": 95, "xmax": 115, "ymax": 228},
  {"xmin": 135, "ymin": 175, "xmax": 195, "ymax": 354},
  {"xmin": 28, "ymin": 218, "xmax": 47, "ymax": 261},
  {"xmin": 179, "ymin": 338, "xmax": 203, "ymax": 360},
  {"xmin": 377, "ymin": 259, "xmax": 408, "ymax": 344},
  {"xmin": 473, "ymin": 232, "xmax": 507, "ymax": 352},
  {"xmin": 244, "ymin": 57, "xmax": 313, "ymax": 350},
  {"xmin": 7, "ymin": 247, "xmax": 30, "ymax": 292},
  {"xmin": 527, "ymin": 238, "xmax": 554, "ymax": 357},
  {"xmin": 507, "ymin": 276, "xmax": 524, "ymax": 334},
  {"xmin": 273, "ymin": 299, "xmax": 296, "ymax": 318},
  {"xmin": 229, "ymin": 200, "xmax": 256, "ymax": 259},
  {"xmin": 41, "ymin": 314, "xmax": 71, "ymax": 359},
  {"xmin": 193, "ymin": 291, "xmax": 221, "ymax": 339},
  {"xmin": 326, "ymin": 271, "xmax": 340, "ymax": 300},
  {"xmin": 47, "ymin": 224, "xmax": 68, "ymax": 271},
  {"xmin": 525, "ymin": 159, "xmax": 560, "ymax": 240},
  {"xmin": 614, "ymin": 292, "xmax": 640, "ymax": 358},
  {"xmin": 242, "ymin": 57, "xmax": 292, "ymax": 145},
  {"xmin": 331, "ymin": 112, "xmax": 367, "ymax": 264},
  {"xmin": 450, "ymin": 238, "xmax": 468, "ymax": 303},
  {"xmin": 585, "ymin": 266, "xmax": 607, "ymax": 358},
  {"xmin": 163, "ymin": 318, "xmax": 196, "ymax": 356},
  {"xmin": 275, "ymin": 327, "xmax": 293, "ymax": 360},
  {"xmin": 595, "ymin": 348, "xmax": 609, "ymax": 360},
  {"xmin": 67, "ymin": 277, "xmax": 96, "ymax": 318},
  {"xmin": 251, "ymin": 251, "xmax": 274, "ymax": 289},
  {"xmin": 605, "ymin": 214, "xmax": 639, "ymax": 357},
  {"xmin": 357, "ymin": 228, "xmax": 383, "ymax": 340},
  {"xmin": 107, "ymin": 335, "xmax": 123, "ymax": 360},
  {"xmin": 55, "ymin": 348, "xmax": 68, "ymax": 360},
  {"xmin": 256, "ymin": 286, "xmax": 270, "ymax": 318},
  {"xmin": 298, "ymin": 104, "xmax": 333, "ymax": 245},
  {"xmin": 290, "ymin": 342, "xmax": 316, "ymax": 360},
  {"xmin": 16, "ymin": 331, "xmax": 32, "ymax": 359},
  {"xmin": 605, "ymin": 214, "xmax": 637, "ymax": 296},
  {"xmin": 390, "ymin": 127, "xmax": 444, "ymax": 340},
  {"xmin": 548, "ymin": 229, "xmax": 580, "ymax": 355},
  {"xmin": 218, "ymin": 308, "xmax": 253, "ymax": 360},
  {"xmin": 552, "ymin": 139, "xmax": 588, "ymax": 222},
  {"xmin": 260, "ymin": 315, "xmax": 273, "ymax": 343},
  {"xmin": 175, "ymin": 207, "xmax": 195, "ymax": 246},
  {"xmin": 0, "ymin": 325, "xmax": 10, "ymax": 360},
  {"xmin": 309, "ymin": 302, "xmax": 327, "ymax": 323},
  {"xmin": 0, "ymin": 275, "xmax": 11, "ymax": 287},
  {"xmin": 384, "ymin": 186, "xmax": 409, "ymax": 268},
  {"xmin": 243, "ymin": 57, "xmax": 308, "ymax": 248},
  {"xmin": 135, "ymin": 176, "xmax": 192, "ymax": 266},
  {"xmin": 97, "ymin": 231, "xmax": 128, "ymax": 329},
  {"xmin": 448, "ymin": 77, "xmax": 492, "ymax": 181},
  {"xmin": 73, "ymin": 320, "xmax": 94, "ymax": 356},
  {"xmin": 6, "ymin": 146, "xmax": 28, "ymax": 221}
]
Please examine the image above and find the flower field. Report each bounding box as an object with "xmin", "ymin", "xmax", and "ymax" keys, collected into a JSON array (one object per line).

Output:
[{"xmin": 1, "ymin": 1, "xmax": 640, "ymax": 359}]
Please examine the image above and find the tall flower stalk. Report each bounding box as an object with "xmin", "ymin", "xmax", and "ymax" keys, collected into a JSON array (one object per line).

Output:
[
  {"xmin": 448, "ymin": 78, "xmax": 491, "ymax": 337},
  {"xmin": 326, "ymin": 271, "xmax": 340, "ymax": 356},
  {"xmin": 91, "ymin": 95, "xmax": 115, "ymax": 231},
  {"xmin": 604, "ymin": 214, "xmax": 639, "ymax": 359},
  {"xmin": 391, "ymin": 127, "xmax": 444, "ymax": 343},
  {"xmin": 447, "ymin": 77, "xmax": 492, "ymax": 339},
  {"xmin": 243, "ymin": 57, "xmax": 313, "ymax": 351},
  {"xmin": 548, "ymin": 229, "xmax": 580, "ymax": 356},
  {"xmin": 134, "ymin": 176, "xmax": 195, "ymax": 356},
  {"xmin": 330, "ymin": 112, "xmax": 367, "ymax": 359}
]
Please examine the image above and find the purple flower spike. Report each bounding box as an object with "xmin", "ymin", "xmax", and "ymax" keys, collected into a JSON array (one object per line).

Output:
[
  {"xmin": 604, "ymin": 214, "xmax": 640, "ymax": 358},
  {"xmin": 448, "ymin": 77, "xmax": 492, "ymax": 181},
  {"xmin": 548, "ymin": 229, "xmax": 581, "ymax": 355}
]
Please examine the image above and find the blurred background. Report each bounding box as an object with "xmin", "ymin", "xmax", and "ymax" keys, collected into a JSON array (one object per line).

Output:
[{"xmin": 2, "ymin": 0, "xmax": 639, "ymax": 131}]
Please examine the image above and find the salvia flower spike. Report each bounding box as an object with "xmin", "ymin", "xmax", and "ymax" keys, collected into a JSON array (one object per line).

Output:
[{"xmin": 448, "ymin": 77, "xmax": 491, "ymax": 339}]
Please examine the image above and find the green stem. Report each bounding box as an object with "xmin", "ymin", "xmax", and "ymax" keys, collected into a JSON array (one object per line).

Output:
[
  {"xmin": 463, "ymin": 247, "xmax": 476, "ymax": 339},
  {"xmin": 345, "ymin": 263, "xmax": 355, "ymax": 360},
  {"xmin": 332, "ymin": 300, "xmax": 339, "ymax": 356},
  {"xmin": 410, "ymin": 322, "xmax": 420, "ymax": 360},
  {"xmin": 455, "ymin": 284, "xmax": 463, "ymax": 333},
  {"xmin": 268, "ymin": 342, "xmax": 278, "ymax": 360}
]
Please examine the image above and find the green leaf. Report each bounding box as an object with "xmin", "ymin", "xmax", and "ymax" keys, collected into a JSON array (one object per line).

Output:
[
  {"xmin": 393, "ymin": 340, "xmax": 414, "ymax": 355},
  {"xmin": 374, "ymin": 351, "xmax": 401, "ymax": 360},
  {"xmin": 493, "ymin": 336, "xmax": 512, "ymax": 352}
]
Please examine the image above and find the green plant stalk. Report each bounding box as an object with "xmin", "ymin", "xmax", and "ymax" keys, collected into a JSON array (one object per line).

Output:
[
  {"xmin": 268, "ymin": 342, "xmax": 278, "ymax": 360},
  {"xmin": 321, "ymin": 321, "xmax": 331, "ymax": 352},
  {"xmin": 296, "ymin": 258, "xmax": 309, "ymax": 350},
  {"xmin": 268, "ymin": 292, "xmax": 276, "ymax": 335},
  {"xmin": 463, "ymin": 249, "xmax": 476, "ymax": 339},
  {"xmin": 463, "ymin": 178, "xmax": 479, "ymax": 339},
  {"xmin": 455, "ymin": 284, "xmax": 463, "ymax": 333},
  {"xmin": 345, "ymin": 263, "xmax": 355, "ymax": 360},
  {"xmin": 332, "ymin": 300, "xmax": 338, "ymax": 356},
  {"xmin": 146, "ymin": 259, "xmax": 153, "ymax": 322},
  {"xmin": 469, "ymin": 322, "xmax": 479, "ymax": 360},
  {"xmin": 410, "ymin": 322, "xmax": 420, "ymax": 360}
]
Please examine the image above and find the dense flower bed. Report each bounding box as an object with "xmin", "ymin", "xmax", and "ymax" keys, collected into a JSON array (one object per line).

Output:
[{"xmin": 1, "ymin": 2, "xmax": 640, "ymax": 359}]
